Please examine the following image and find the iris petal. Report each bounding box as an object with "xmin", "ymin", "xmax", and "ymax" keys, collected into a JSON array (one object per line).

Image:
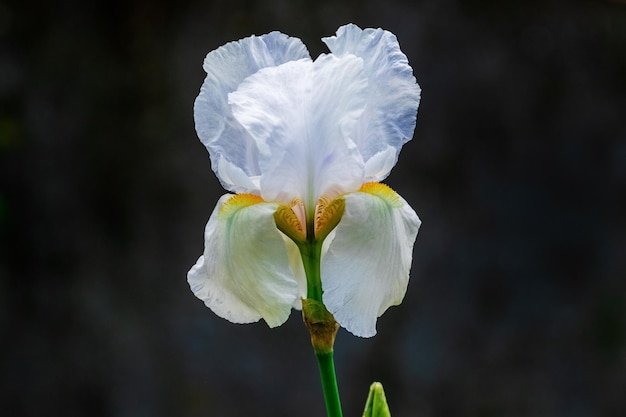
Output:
[
  {"xmin": 320, "ymin": 185, "xmax": 421, "ymax": 337},
  {"xmin": 323, "ymin": 24, "xmax": 421, "ymax": 182},
  {"xmin": 229, "ymin": 54, "xmax": 368, "ymax": 207},
  {"xmin": 194, "ymin": 32, "xmax": 310, "ymax": 193},
  {"xmin": 188, "ymin": 194, "xmax": 300, "ymax": 327}
]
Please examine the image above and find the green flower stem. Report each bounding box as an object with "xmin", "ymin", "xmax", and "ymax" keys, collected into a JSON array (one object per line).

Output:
[
  {"xmin": 299, "ymin": 236, "xmax": 343, "ymax": 417},
  {"xmin": 302, "ymin": 299, "xmax": 342, "ymax": 417},
  {"xmin": 316, "ymin": 351, "xmax": 343, "ymax": 417},
  {"xmin": 298, "ymin": 240, "xmax": 324, "ymax": 301}
]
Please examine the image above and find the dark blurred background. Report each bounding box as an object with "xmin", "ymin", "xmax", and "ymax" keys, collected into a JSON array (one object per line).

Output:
[{"xmin": 1, "ymin": 0, "xmax": 625, "ymax": 416}]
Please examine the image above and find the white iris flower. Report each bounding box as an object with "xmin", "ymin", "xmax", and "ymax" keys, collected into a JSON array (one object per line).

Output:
[{"xmin": 188, "ymin": 24, "xmax": 421, "ymax": 338}]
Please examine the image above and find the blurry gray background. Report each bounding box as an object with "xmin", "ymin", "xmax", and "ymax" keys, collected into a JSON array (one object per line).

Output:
[{"xmin": 1, "ymin": 0, "xmax": 625, "ymax": 416}]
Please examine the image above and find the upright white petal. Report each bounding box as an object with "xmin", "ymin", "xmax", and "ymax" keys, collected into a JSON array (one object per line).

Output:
[
  {"xmin": 194, "ymin": 32, "xmax": 310, "ymax": 193},
  {"xmin": 321, "ymin": 187, "xmax": 421, "ymax": 337},
  {"xmin": 323, "ymin": 24, "xmax": 421, "ymax": 182},
  {"xmin": 187, "ymin": 194, "xmax": 300, "ymax": 327},
  {"xmin": 229, "ymin": 55, "xmax": 368, "ymax": 207},
  {"xmin": 216, "ymin": 156, "xmax": 260, "ymax": 194},
  {"xmin": 363, "ymin": 145, "xmax": 396, "ymax": 180}
]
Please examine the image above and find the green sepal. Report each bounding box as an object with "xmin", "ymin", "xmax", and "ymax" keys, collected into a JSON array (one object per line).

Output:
[{"xmin": 362, "ymin": 382, "xmax": 391, "ymax": 417}]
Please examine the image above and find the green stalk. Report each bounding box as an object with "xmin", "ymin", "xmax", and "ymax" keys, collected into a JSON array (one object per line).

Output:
[
  {"xmin": 316, "ymin": 351, "xmax": 343, "ymax": 417},
  {"xmin": 298, "ymin": 207, "xmax": 344, "ymax": 417},
  {"xmin": 298, "ymin": 240, "xmax": 324, "ymax": 301},
  {"xmin": 299, "ymin": 242, "xmax": 343, "ymax": 417}
]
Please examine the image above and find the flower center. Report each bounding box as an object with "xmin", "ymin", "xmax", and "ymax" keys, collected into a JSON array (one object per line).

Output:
[{"xmin": 274, "ymin": 195, "xmax": 345, "ymax": 243}]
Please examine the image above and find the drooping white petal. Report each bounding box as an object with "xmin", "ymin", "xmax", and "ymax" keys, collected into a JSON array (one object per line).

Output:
[
  {"xmin": 187, "ymin": 194, "xmax": 300, "ymax": 327},
  {"xmin": 283, "ymin": 236, "xmax": 307, "ymax": 309},
  {"xmin": 194, "ymin": 32, "xmax": 310, "ymax": 193},
  {"xmin": 323, "ymin": 24, "xmax": 421, "ymax": 182},
  {"xmin": 228, "ymin": 54, "xmax": 368, "ymax": 207},
  {"xmin": 321, "ymin": 187, "xmax": 421, "ymax": 337}
]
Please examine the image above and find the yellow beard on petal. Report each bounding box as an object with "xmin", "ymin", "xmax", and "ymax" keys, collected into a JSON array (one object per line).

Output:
[
  {"xmin": 358, "ymin": 182, "xmax": 403, "ymax": 208},
  {"xmin": 220, "ymin": 193, "xmax": 265, "ymax": 217}
]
